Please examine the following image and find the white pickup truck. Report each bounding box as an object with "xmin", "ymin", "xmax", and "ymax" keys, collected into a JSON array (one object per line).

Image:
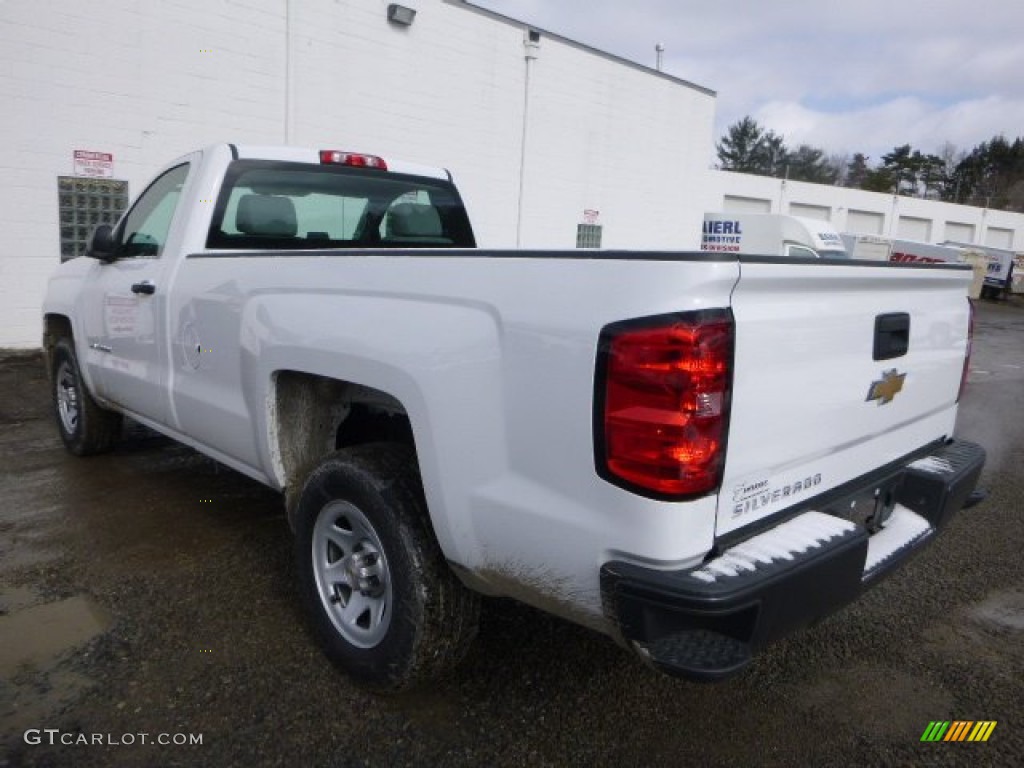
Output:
[{"xmin": 42, "ymin": 144, "xmax": 986, "ymax": 689}]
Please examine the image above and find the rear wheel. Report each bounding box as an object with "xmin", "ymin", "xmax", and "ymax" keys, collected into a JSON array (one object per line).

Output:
[
  {"xmin": 294, "ymin": 443, "xmax": 479, "ymax": 691},
  {"xmin": 51, "ymin": 338, "xmax": 122, "ymax": 455}
]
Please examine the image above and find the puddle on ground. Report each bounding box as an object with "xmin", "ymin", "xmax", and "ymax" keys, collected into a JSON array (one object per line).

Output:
[
  {"xmin": 969, "ymin": 589, "xmax": 1024, "ymax": 631},
  {"xmin": 0, "ymin": 592, "xmax": 112, "ymax": 739},
  {"xmin": 793, "ymin": 664, "xmax": 952, "ymax": 739},
  {"xmin": 0, "ymin": 594, "xmax": 112, "ymax": 677},
  {"xmin": 0, "ymin": 586, "xmax": 39, "ymax": 615},
  {"xmin": 2, "ymin": 665, "xmax": 97, "ymax": 741}
]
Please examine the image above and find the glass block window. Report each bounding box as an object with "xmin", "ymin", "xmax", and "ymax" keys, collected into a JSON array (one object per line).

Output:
[
  {"xmin": 57, "ymin": 177, "xmax": 130, "ymax": 261},
  {"xmin": 576, "ymin": 223, "xmax": 602, "ymax": 248}
]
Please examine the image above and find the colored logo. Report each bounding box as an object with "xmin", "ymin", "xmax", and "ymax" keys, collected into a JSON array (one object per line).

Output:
[
  {"xmin": 920, "ymin": 721, "xmax": 997, "ymax": 742},
  {"xmin": 866, "ymin": 369, "xmax": 906, "ymax": 405}
]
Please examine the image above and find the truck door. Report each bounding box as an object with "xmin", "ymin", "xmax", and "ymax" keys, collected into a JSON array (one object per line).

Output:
[{"xmin": 78, "ymin": 162, "xmax": 192, "ymax": 425}]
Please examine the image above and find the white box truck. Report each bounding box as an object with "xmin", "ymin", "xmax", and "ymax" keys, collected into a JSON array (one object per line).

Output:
[
  {"xmin": 942, "ymin": 242, "xmax": 1017, "ymax": 299},
  {"xmin": 702, "ymin": 213, "xmax": 847, "ymax": 258},
  {"xmin": 840, "ymin": 233, "xmax": 891, "ymax": 262},
  {"xmin": 841, "ymin": 236, "xmax": 986, "ymax": 299}
]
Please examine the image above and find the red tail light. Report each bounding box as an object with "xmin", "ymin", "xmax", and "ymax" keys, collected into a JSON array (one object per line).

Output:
[
  {"xmin": 319, "ymin": 150, "xmax": 388, "ymax": 170},
  {"xmin": 957, "ymin": 299, "xmax": 975, "ymax": 402},
  {"xmin": 596, "ymin": 309, "xmax": 734, "ymax": 499}
]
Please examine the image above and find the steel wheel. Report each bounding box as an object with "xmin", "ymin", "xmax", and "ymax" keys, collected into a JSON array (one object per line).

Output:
[
  {"xmin": 55, "ymin": 360, "xmax": 80, "ymax": 436},
  {"xmin": 50, "ymin": 337, "xmax": 121, "ymax": 456},
  {"xmin": 294, "ymin": 444, "xmax": 480, "ymax": 690},
  {"xmin": 312, "ymin": 499, "xmax": 392, "ymax": 649}
]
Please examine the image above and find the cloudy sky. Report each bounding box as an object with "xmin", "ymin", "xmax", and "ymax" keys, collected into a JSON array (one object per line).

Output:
[{"xmin": 470, "ymin": 0, "xmax": 1024, "ymax": 165}]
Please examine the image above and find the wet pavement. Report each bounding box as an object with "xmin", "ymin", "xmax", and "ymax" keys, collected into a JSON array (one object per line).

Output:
[{"xmin": 2, "ymin": 299, "xmax": 1023, "ymax": 767}]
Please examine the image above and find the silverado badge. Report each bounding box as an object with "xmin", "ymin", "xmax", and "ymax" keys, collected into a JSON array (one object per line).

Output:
[{"xmin": 866, "ymin": 369, "xmax": 906, "ymax": 405}]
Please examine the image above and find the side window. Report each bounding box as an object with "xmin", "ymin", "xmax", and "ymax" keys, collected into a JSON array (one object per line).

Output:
[
  {"xmin": 785, "ymin": 244, "xmax": 820, "ymax": 259},
  {"xmin": 116, "ymin": 163, "xmax": 189, "ymax": 258}
]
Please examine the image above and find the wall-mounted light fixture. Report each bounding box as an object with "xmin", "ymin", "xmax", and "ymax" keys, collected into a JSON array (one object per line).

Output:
[
  {"xmin": 524, "ymin": 28, "xmax": 540, "ymax": 59},
  {"xmin": 387, "ymin": 4, "xmax": 416, "ymax": 26}
]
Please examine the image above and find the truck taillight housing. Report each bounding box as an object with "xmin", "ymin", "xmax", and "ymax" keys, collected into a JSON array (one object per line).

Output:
[
  {"xmin": 595, "ymin": 309, "xmax": 734, "ymax": 500},
  {"xmin": 957, "ymin": 299, "xmax": 975, "ymax": 403},
  {"xmin": 319, "ymin": 150, "xmax": 388, "ymax": 170}
]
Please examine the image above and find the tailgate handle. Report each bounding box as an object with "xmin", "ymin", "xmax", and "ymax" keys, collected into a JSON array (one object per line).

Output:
[{"xmin": 873, "ymin": 313, "xmax": 910, "ymax": 360}]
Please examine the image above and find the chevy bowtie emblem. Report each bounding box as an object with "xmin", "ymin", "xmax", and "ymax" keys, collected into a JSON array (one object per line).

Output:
[{"xmin": 866, "ymin": 369, "xmax": 906, "ymax": 405}]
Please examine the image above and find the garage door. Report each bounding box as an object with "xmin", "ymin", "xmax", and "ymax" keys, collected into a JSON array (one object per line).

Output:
[
  {"xmin": 846, "ymin": 209, "xmax": 884, "ymax": 234},
  {"xmin": 945, "ymin": 222, "xmax": 975, "ymax": 243},
  {"xmin": 898, "ymin": 216, "xmax": 931, "ymax": 241},
  {"xmin": 789, "ymin": 203, "xmax": 830, "ymax": 221},
  {"xmin": 985, "ymin": 227, "xmax": 1013, "ymax": 249},
  {"xmin": 723, "ymin": 195, "xmax": 771, "ymax": 213}
]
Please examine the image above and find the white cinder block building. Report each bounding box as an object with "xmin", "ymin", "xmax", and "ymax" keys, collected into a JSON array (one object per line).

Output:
[
  {"xmin": 0, "ymin": 0, "xmax": 716, "ymax": 348},
  {"xmin": 0, "ymin": 0, "xmax": 1021, "ymax": 349}
]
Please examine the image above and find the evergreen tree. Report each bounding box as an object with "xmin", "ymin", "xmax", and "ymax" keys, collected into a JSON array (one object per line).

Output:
[
  {"xmin": 716, "ymin": 116, "xmax": 787, "ymax": 176},
  {"xmin": 950, "ymin": 135, "xmax": 1024, "ymax": 209},
  {"xmin": 718, "ymin": 121, "xmax": 1024, "ymax": 211},
  {"xmin": 845, "ymin": 153, "xmax": 870, "ymax": 188},
  {"xmin": 862, "ymin": 166, "xmax": 896, "ymax": 193},
  {"xmin": 881, "ymin": 144, "xmax": 919, "ymax": 194},
  {"xmin": 785, "ymin": 144, "xmax": 840, "ymax": 184}
]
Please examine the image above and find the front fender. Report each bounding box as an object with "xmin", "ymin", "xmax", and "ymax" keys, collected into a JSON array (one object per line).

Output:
[{"xmin": 42, "ymin": 258, "xmax": 103, "ymax": 395}]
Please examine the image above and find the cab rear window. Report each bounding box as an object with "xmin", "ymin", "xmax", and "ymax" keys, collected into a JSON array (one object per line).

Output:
[{"xmin": 206, "ymin": 160, "xmax": 475, "ymax": 250}]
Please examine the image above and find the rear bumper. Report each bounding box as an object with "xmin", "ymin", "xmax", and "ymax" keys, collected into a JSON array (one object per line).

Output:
[{"xmin": 600, "ymin": 439, "xmax": 986, "ymax": 681}]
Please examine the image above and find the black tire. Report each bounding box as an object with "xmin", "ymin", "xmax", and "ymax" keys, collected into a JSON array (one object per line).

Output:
[
  {"xmin": 51, "ymin": 337, "xmax": 122, "ymax": 456},
  {"xmin": 294, "ymin": 443, "xmax": 479, "ymax": 691}
]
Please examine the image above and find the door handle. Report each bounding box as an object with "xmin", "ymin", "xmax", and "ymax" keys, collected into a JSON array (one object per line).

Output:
[
  {"xmin": 131, "ymin": 280, "xmax": 156, "ymax": 295},
  {"xmin": 873, "ymin": 312, "xmax": 910, "ymax": 360}
]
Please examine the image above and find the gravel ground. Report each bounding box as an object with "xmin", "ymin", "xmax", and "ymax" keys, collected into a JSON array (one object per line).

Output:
[{"xmin": 1, "ymin": 298, "xmax": 1022, "ymax": 767}]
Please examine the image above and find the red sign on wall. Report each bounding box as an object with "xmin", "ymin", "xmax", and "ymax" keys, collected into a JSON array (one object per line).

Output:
[{"xmin": 73, "ymin": 150, "xmax": 114, "ymax": 178}]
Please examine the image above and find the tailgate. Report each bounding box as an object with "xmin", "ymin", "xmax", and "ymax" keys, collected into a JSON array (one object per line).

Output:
[{"xmin": 718, "ymin": 260, "xmax": 972, "ymax": 537}]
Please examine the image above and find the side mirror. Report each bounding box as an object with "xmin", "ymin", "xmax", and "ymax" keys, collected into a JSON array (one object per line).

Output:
[{"xmin": 87, "ymin": 224, "xmax": 117, "ymax": 262}]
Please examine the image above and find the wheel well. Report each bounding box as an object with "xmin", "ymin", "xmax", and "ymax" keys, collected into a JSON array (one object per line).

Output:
[
  {"xmin": 42, "ymin": 314, "xmax": 73, "ymax": 377},
  {"xmin": 273, "ymin": 370, "xmax": 414, "ymax": 502}
]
